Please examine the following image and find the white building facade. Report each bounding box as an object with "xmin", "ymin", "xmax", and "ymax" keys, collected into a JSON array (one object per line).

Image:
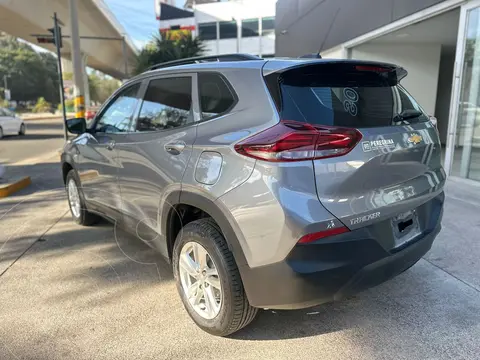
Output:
[
  {"xmin": 156, "ymin": 0, "xmax": 276, "ymax": 57},
  {"xmin": 195, "ymin": 0, "xmax": 276, "ymax": 57}
]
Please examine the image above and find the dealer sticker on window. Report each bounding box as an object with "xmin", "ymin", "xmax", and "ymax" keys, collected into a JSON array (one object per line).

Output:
[{"xmin": 362, "ymin": 139, "xmax": 395, "ymax": 152}]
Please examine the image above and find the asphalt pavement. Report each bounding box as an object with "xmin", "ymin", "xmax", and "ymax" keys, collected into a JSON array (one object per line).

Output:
[
  {"xmin": 0, "ymin": 118, "xmax": 65, "ymax": 165},
  {"xmin": 0, "ymin": 152, "xmax": 479, "ymax": 359}
]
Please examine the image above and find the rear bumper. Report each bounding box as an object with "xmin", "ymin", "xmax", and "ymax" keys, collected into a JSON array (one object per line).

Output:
[{"xmin": 240, "ymin": 192, "xmax": 444, "ymax": 309}]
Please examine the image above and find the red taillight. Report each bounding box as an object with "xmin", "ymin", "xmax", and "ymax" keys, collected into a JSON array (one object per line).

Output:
[
  {"xmin": 297, "ymin": 226, "xmax": 349, "ymax": 244},
  {"xmin": 234, "ymin": 120, "xmax": 362, "ymax": 162}
]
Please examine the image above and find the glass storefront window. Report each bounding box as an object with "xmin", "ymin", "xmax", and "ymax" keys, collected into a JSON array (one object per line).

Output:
[
  {"xmin": 219, "ymin": 21, "xmax": 237, "ymax": 39},
  {"xmin": 452, "ymin": 7, "xmax": 480, "ymax": 181},
  {"xmin": 242, "ymin": 18, "xmax": 259, "ymax": 37},
  {"xmin": 261, "ymin": 17, "xmax": 275, "ymax": 36},
  {"xmin": 198, "ymin": 22, "xmax": 217, "ymax": 41}
]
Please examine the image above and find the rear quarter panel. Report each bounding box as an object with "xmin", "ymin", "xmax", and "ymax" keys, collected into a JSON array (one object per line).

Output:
[{"xmin": 182, "ymin": 66, "xmax": 279, "ymax": 200}]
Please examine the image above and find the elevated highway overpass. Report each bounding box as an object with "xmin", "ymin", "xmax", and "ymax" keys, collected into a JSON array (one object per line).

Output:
[{"xmin": 0, "ymin": 0, "xmax": 138, "ymax": 79}]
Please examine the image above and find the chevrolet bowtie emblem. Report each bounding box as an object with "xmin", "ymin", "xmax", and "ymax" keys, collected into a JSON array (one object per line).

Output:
[{"xmin": 408, "ymin": 133, "xmax": 422, "ymax": 145}]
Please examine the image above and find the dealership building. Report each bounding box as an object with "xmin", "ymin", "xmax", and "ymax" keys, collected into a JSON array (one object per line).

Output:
[
  {"xmin": 157, "ymin": 0, "xmax": 276, "ymax": 57},
  {"xmin": 276, "ymin": 0, "xmax": 480, "ymax": 184}
]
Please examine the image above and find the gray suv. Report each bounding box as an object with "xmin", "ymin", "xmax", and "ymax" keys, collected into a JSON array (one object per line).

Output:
[{"xmin": 61, "ymin": 54, "xmax": 445, "ymax": 336}]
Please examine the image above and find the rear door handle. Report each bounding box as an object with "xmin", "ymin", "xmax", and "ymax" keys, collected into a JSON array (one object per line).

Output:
[
  {"xmin": 106, "ymin": 140, "xmax": 116, "ymax": 151},
  {"xmin": 164, "ymin": 141, "xmax": 186, "ymax": 155}
]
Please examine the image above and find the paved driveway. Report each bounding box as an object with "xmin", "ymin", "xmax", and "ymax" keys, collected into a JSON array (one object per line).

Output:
[
  {"xmin": 0, "ymin": 174, "xmax": 479, "ymax": 360},
  {"xmin": 0, "ymin": 118, "xmax": 65, "ymax": 164}
]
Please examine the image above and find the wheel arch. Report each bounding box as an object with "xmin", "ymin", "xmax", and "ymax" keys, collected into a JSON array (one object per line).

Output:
[
  {"xmin": 61, "ymin": 151, "xmax": 78, "ymax": 184},
  {"xmin": 61, "ymin": 161, "xmax": 74, "ymax": 185},
  {"xmin": 162, "ymin": 190, "xmax": 248, "ymax": 269}
]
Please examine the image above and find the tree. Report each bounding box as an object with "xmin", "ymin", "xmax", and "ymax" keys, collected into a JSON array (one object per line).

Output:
[
  {"xmin": 0, "ymin": 32, "xmax": 59, "ymax": 105},
  {"xmin": 134, "ymin": 33, "xmax": 205, "ymax": 75},
  {"xmin": 88, "ymin": 71, "xmax": 121, "ymax": 104},
  {"xmin": 38, "ymin": 52, "xmax": 60, "ymax": 104}
]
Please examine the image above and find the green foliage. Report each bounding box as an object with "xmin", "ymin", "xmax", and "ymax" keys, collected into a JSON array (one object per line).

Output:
[
  {"xmin": 32, "ymin": 97, "xmax": 52, "ymax": 113},
  {"xmin": 63, "ymin": 72, "xmax": 73, "ymax": 80},
  {"xmin": 465, "ymin": 38, "xmax": 476, "ymax": 65},
  {"xmin": 0, "ymin": 98, "xmax": 9, "ymax": 108},
  {"xmin": 134, "ymin": 33, "xmax": 205, "ymax": 75},
  {"xmin": 88, "ymin": 71, "xmax": 121, "ymax": 104},
  {"xmin": 0, "ymin": 32, "xmax": 60, "ymax": 105},
  {"xmin": 57, "ymin": 99, "xmax": 75, "ymax": 112}
]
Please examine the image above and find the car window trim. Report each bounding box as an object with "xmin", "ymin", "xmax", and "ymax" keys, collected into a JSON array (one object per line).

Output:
[
  {"xmin": 129, "ymin": 72, "xmax": 200, "ymax": 134},
  {"xmin": 196, "ymin": 71, "xmax": 238, "ymax": 123},
  {"xmin": 89, "ymin": 81, "xmax": 143, "ymax": 134}
]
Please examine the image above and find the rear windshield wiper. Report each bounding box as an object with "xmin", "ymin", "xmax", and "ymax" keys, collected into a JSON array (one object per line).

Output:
[{"xmin": 393, "ymin": 109, "xmax": 424, "ymax": 123}]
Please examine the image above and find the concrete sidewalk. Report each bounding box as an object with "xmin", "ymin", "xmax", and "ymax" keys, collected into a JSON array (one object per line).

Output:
[
  {"xmin": 0, "ymin": 151, "xmax": 67, "ymax": 276},
  {"xmin": 0, "ymin": 171, "xmax": 479, "ymax": 359}
]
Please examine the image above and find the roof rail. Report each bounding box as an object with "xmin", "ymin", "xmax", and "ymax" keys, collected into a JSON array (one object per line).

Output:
[
  {"xmin": 147, "ymin": 53, "xmax": 262, "ymax": 71},
  {"xmin": 298, "ymin": 53, "xmax": 322, "ymax": 59}
]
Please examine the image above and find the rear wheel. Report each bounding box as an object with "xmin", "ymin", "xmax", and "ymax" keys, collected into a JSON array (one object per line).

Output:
[
  {"xmin": 0, "ymin": 127, "xmax": 3, "ymax": 139},
  {"xmin": 66, "ymin": 170, "xmax": 100, "ymax": 226},
  {"xmin": 173, "ymin": 218, "xmax": 258, "ymax": 336}
]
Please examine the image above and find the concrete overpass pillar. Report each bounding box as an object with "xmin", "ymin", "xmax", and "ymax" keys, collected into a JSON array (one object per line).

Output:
[
  {"xmin": 82, "ymin": 54, "xmax": 90, "ymax": 108},
  {"xmin": 68, "ymin": 0, "xmax": 85, "ymax": 118},
  {"xmin": 61, "ymin": 58, "xmax": 73, "ymax": 73}
]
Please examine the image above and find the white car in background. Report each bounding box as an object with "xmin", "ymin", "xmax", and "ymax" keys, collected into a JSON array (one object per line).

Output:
[{"xmin": 0, "ymin": 108, "xmax": 25, "ymax": 139}]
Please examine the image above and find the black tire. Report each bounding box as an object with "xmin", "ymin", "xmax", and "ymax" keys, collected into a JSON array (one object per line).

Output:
[
  {"xmin": 65, "ymin": 170, "xmax": 100, "ymax": 226},
  {"xmin": 0, "ymin": 127, "xmax": 3, "ymax": 139},
  {"xmin": 173, "ymin": 218, "xmax": 258, "ymax": 336},
  {"xmin": 19, "ymin": 123, "xmax": 26, "ymax": 136}
]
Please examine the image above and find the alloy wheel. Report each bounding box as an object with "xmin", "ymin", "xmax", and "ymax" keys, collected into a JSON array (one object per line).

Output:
[
  {"xmin": 67, "ymin": 178, "xmax": 81, "ymax": 218},
  {"xmin": 179, "ymin": 241, "xmax": 222, "ymax": 320}
]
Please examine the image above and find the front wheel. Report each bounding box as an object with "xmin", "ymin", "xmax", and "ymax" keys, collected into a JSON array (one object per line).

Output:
[
  {"xmin": 173, "ymin": 218, "xmax": 258, "ymax": 336},
  {"xmin": 65, "ymin": 170, "xmax": 100, "ymax": 226},
  {"xmin": 0, "ymin": 127, "xmax": 3, "ymax": 139},
  {"xmin": 18, "ymin": 123, "xmax": 26, "ymax": 136}
]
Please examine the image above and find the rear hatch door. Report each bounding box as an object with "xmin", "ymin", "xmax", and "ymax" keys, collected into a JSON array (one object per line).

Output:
[{"xmin": 274, "ymin": 61, "xmax": 445, "ymax": 231}]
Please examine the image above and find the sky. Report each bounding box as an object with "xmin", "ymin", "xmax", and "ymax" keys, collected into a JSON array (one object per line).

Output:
[{"xmin": 105, "ymin": 0, "xmax": 184, "ymax": 49}]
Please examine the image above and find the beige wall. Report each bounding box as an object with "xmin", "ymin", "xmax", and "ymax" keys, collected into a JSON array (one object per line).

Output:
[
  {"xmin": 351, "ymin": 43, "xmax": 442, "ymax": 116},
  {"xmin": 320, "ymin": 46, "xmax": 345, "ymax": 59}
]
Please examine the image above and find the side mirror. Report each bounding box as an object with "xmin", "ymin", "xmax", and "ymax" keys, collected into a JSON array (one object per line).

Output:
[
  {"xmin": 66, "ymin": 117, "xmax": 87, "ymax": 134},
  {"xmin": 429, "ymin": 116, "xmax": 438, "ymax": 128}
]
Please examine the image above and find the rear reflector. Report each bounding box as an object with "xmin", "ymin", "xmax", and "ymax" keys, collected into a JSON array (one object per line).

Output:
[
  {"xmin": 297, "ymin": 226, "xmax": 349, "ymax": 244},
  {"xmin": 234, "ymin": 120, "xmax": 362, "ymax": 162}
]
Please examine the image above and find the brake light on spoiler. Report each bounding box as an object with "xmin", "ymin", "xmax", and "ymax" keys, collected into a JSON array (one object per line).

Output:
[{"xmin": 234, "ymin": 120, "xmax": 362, "ymax": 162}]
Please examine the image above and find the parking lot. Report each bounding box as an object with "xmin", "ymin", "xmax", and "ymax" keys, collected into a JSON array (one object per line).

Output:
[
  {"xmin": 0, "ymin": 118, "xmax": 65, "ymax": 165},
  {"xmin": 0, "ymin": 120, "xmax": 479, "ymax": 359}
]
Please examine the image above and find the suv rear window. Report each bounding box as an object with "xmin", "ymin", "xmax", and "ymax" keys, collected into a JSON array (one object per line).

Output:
[{"xmin": 275, "ymin": 64, "xmax": 428, "ymax": 128}]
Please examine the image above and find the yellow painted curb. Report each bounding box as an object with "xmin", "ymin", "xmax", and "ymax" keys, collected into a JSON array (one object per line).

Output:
[{"xmin": 0, "ymin": 176, "xmax": 32, "ymax": 198}]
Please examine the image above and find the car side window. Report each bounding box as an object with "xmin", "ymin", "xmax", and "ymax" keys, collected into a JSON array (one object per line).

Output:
[
  {"xmin": 198, "ymin": 73, "xmax": 236, "ymax": 120},
  {"xmin": 136, "ymin": 77, "xmax": 193, "ymax": 132},
  {"xmin": 95, "ymin": 84, "xmax": 140, "ymax": 133}
]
